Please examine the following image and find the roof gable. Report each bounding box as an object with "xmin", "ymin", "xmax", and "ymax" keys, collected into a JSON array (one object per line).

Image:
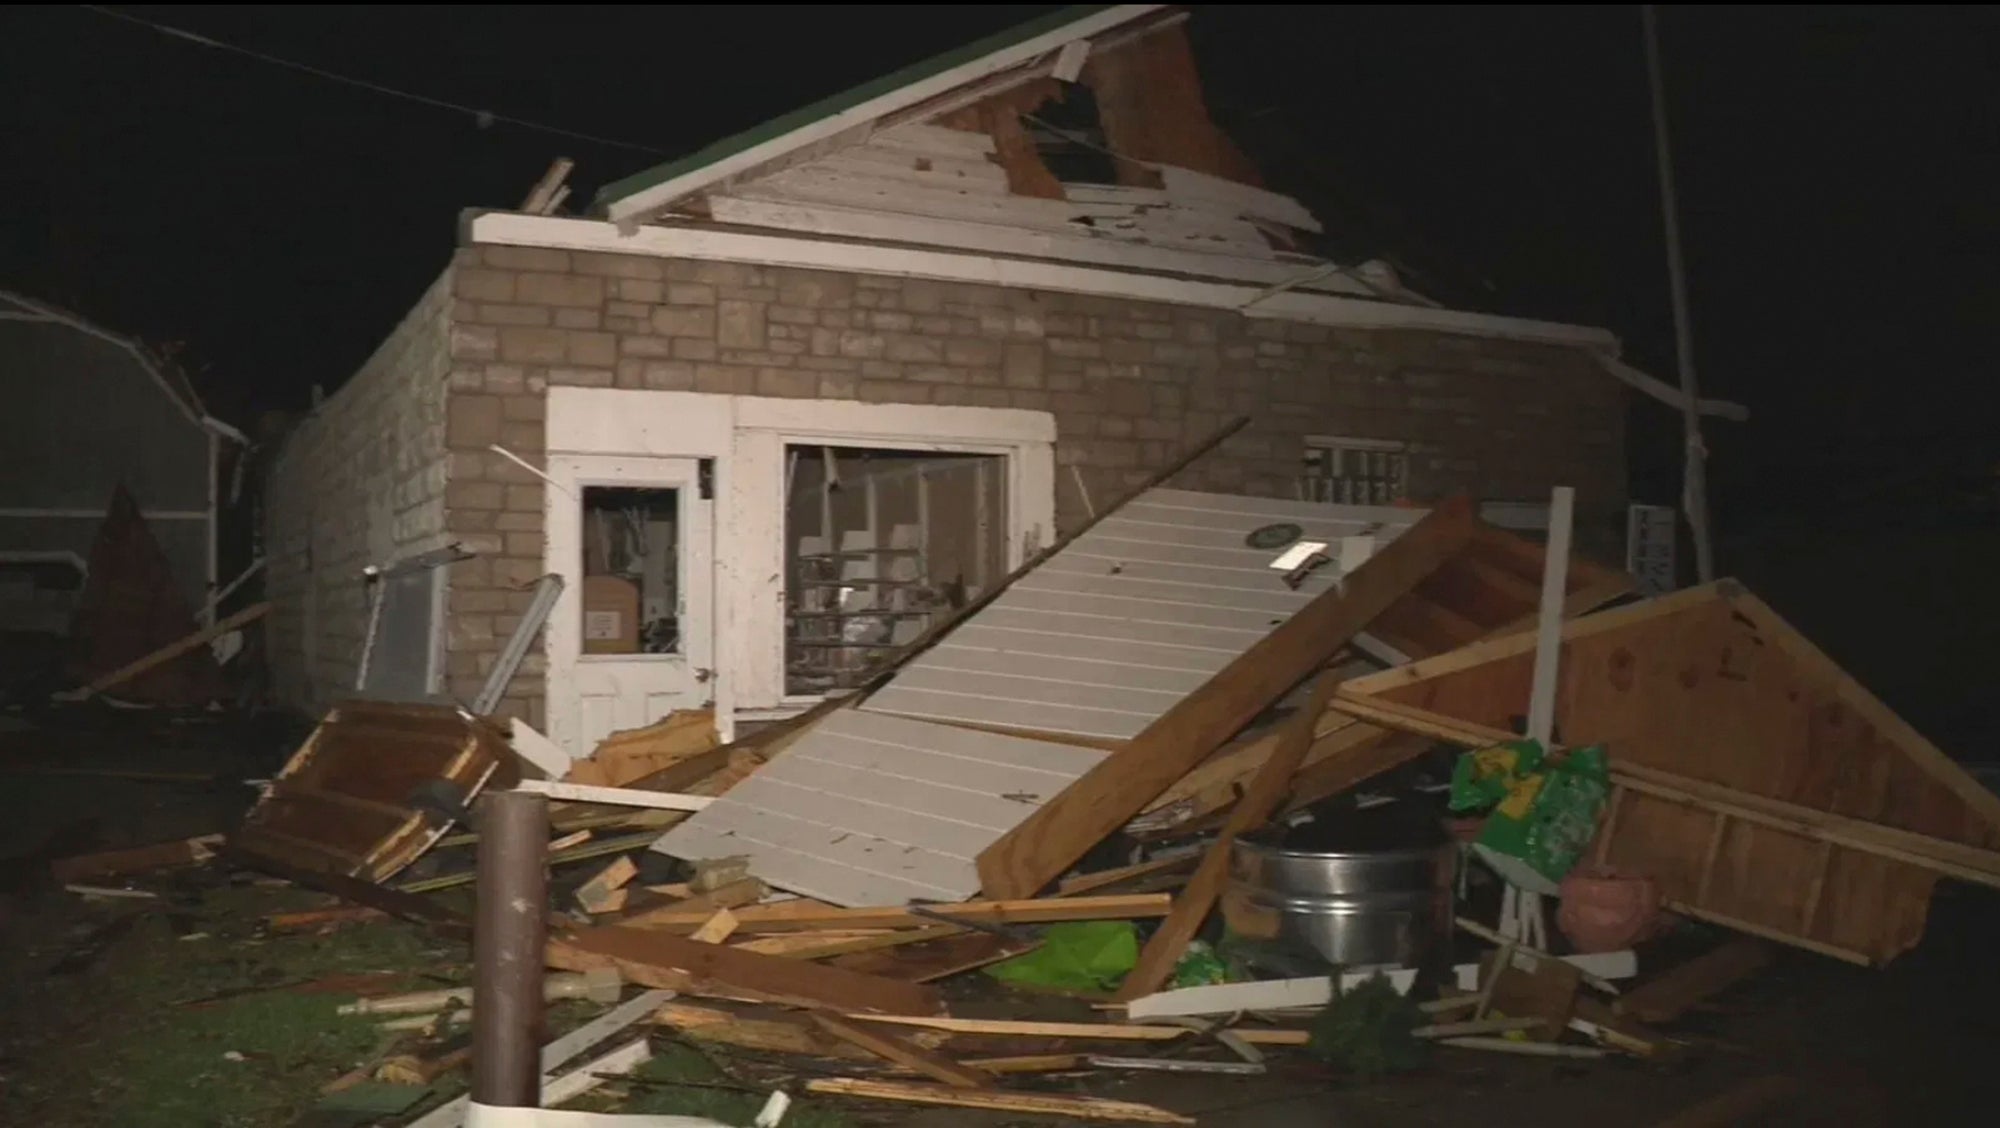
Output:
[{"xmin": 596, "ymin": 6, "xmax": 1175, "ymax": 224}]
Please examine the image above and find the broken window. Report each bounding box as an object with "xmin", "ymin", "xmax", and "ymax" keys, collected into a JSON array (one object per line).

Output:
[
  {"xmin": 1302, "ymin": 436, "xmax": 1409, "ymax": 506},
  {"xmin": 783, "ymin": 446, "xmax": 1006, "ymax": 696},
  {"xmin": 579, "ymin": 486, "xmax": 679, "ymax": 656},
  {"xmin": 1025, "ymin": 82, "xmax": 1120, "ymax": 185}
]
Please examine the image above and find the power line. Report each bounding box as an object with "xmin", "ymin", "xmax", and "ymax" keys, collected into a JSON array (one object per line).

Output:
[{"xmin": 76, "ymin": 4, "xmax": 668, "ymax": 156}]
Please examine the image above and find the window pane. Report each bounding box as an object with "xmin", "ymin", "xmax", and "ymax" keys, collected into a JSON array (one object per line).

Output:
[{"xmin": 580, "ymin": 485, "xmax": 679, "ymax": 655}]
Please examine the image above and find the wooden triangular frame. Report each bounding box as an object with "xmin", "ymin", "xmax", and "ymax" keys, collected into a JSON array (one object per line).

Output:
[{"xmin": 1342, "ymin": 579, "xmax": 2000, "ymax": 963}]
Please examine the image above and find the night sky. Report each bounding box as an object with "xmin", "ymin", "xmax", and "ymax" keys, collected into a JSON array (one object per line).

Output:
[{"xmin": 5, "ymin": 6, "xmax": 1996, "ymax": 735}]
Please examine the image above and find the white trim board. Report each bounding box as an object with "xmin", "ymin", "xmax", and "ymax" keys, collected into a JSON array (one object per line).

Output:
[
  {"xmin": 470, "ymin": 213, "xmax": 1747, "ymax": 421},
  {"xmin": 600, "ymin": 5, "xmax": 1168, "ymax": 223},
  {"xmin": 545, "ymin": 387, "xmax": 1056, "ymax": 717}
]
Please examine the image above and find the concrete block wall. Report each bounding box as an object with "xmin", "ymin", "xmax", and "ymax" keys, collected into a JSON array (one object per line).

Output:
[
  {"xmin": 265, "ymin": 269, "xmax": 454, "ymax": 711},
  {"xmin": 435, "ymin": 242, "xmax": 1626, "ymax": 724}
]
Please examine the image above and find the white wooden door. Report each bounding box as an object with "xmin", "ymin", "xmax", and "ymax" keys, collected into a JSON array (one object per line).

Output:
[{"xmin": 545, "ymin": 453, "xmax": 714, "ymax": 757}]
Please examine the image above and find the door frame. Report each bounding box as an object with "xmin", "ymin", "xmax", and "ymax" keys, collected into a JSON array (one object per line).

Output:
[
  {"xmin": 542, "ymin": 451, "xmax": 714, "ymax": 757},
  {"xmin": 546, "ymin": 388, "xmax": 1055, "ymax": 739}
]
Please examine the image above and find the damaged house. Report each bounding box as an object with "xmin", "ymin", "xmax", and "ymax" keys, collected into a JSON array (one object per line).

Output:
[{"xmin": 262, "ymin": 4, "xmax": 1740, "ymax": 754}]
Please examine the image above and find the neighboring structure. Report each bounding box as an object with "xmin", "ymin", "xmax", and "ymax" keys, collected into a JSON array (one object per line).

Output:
[
  {"xmin": 0, "ymin": 290, "xmax": 244, "ymax": 635},
  {"xmin": 263, "ymin": 5, "xmax": 1745, "ymax": 751}
]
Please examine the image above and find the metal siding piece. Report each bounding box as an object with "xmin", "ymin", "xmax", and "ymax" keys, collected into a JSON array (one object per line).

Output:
[
  {"xmin": 863, "ymin": 489, "xmax": 1419, "ymax": 739},
  {"xmin": 654, "ymin": 708, "xmax": 1103, "ymax": 905}
]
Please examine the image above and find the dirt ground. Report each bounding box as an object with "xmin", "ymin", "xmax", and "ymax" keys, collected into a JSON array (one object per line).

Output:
[{"xmin": 3, "ymin": 704, "xmax": 1996, "ymax": 1127}]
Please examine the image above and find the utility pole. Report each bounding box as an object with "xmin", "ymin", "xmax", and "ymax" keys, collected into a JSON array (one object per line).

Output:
[{"xmin": 1643, "ymin": 4, "xmax": 1716, "ymax": 584}]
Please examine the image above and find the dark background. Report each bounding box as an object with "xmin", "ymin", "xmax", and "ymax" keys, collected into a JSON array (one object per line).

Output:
[{"xmin": 4, "ymin": 5, "xmax": 1995, "ymax": 748}]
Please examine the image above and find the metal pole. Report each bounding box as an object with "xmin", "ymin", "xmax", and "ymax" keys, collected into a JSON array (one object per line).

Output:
[
  {"xmin": 472, "ymin": 790, "xmax": 549, "ymax": 1108},
  {"xmin": 1642, "ymin": 4, "xmax": 1716, "ymax": 584}
]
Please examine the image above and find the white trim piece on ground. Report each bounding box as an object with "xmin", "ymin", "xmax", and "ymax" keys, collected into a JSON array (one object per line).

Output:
[
  {"xmin": 600, "ymin": 5, "xmax": 1166, "ymax": 223},
  {"xmin": 1123, "ymin": 952, "xmax": 1639, "ymax": 1019},
  {"xmin": 515, "ymin": 779, "xmax": 713, "ymax": 811},
  {"xmin": 509, "ymin": 718, "xmax": 575, "ymax": 777},
  {"xmin": 408, "ymin": 990, "xmax": 675, "ymax": 1128}
]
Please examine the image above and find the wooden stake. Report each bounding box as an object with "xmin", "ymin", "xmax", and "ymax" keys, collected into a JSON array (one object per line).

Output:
[{"xmin": 811, "ymin": 1012, "xmax": 995, "ymax": 1089}]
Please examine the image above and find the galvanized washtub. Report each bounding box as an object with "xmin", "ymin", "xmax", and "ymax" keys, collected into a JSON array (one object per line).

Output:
[{"xmin": 1222, "ymin": 806, "xmax": 1456, "ymax": 969}]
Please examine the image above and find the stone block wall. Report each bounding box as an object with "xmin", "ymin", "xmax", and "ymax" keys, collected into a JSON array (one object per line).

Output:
[
  {"xmin": 265, "ymin": 269, "xmax": 454, "ymax": 711},
  {"xmin": 434, "ymin": 240, "xmax": 1626, "ymax": 723}
]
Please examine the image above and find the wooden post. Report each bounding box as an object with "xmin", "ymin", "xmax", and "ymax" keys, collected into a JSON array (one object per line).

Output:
[{"xmin": 472, "ymin": 791, "xmax": 549, "ymax": 1108}]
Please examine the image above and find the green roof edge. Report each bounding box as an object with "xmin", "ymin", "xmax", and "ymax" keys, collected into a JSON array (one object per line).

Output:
[{"xmin": 591, "ymin": 5, "xmax": 1115, "ymax": 213}]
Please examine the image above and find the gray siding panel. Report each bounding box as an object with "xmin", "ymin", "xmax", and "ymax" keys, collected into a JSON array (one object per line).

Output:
[
  {"xmin": 654, "ymin": 708, "xmax": 1103, "ymax": 905},
  {"xmin": 863, "ymin": 489, "xmax": 1420, "ymax": 738}
]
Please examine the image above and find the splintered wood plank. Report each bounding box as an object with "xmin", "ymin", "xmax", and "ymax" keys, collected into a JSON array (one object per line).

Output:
[
  {"xmin": 1615, "ymin": 937, "xmax": 1775, "ymax": 1024},
  {"xmin": 803, "ymin": 1078, "xmax": 1193, "ymax": 1124},
  {"xmin": 621, "ymin": 893, "xmax": 1170, "ymax": 936},
  {"xmin": 811, "ymin": 1013, "xmax": 995, "ymax": 1088},
  {"xmin": 1117, "ymin": 663, "xmax": 1346, "ymax": 1001},
  {"xmin": 977, "ymin": 497, "xmax": 1476, "ymax": 900},
  {"xmin": 829, "ymin": 933, "xmax": 1038, "ymax": 982},
  {"xmin": 547, "ymin": 925, "xmax": 942, "ymax": 1015},
  {"xmin": 853, "ymin": 1014, "xmax": 1309, "ymax": 1045},
  {"xmin": 688, "ymin": 908, "xmax": 740, "ymax": 944}
]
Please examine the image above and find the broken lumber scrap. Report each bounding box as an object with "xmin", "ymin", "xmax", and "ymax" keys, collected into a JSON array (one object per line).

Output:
[
  {"xmin": 1118, "ymin": 662, "xmax": 1350, "ymax": 1001},
  {"xmin": 220, "ymin": 845, "xmax": 471, "ymax": 940},
  {"xmin": 1057, "ymin": 854, "xmax": 1198, "ymax": 896},
  {"xmin": 262, "ymin": 904, "xmax": 390, "ymax": 933},
  {"xmin": 614, "ymin": 892, "xmax": 1170, "ymax": 935},
  {"xmin": 376, "ymin": 1038, "xmax": 472, "ymax": 1086},
  {"xmin": 575, "ymin": 856, "xmax": 638, "ymax": 914},
  {"xmin": 652, "ymin": 1000, "xmax": 880, "ymax": 1059},
  {"xmin": 829, "ymin": 932, "xmax": 1038, "ymax": 982},
  {"xmin": 811, "ymin": 1012, "xmax": 995, "ymax": 1088},
  {"xmin": 803, "ymin": 1078, "xmax": 1193, "ymax": 1125},
  {"xmin": 338, "ymin": 968, "xmax": 620, "ymax": 1016},
  {"xmin": 49, "ymin": 834, "xmax": 223, "ymax": 883},
  {"xmin": 568, "ymin": 709, "xmax": 719, "ymax": 788},
  {"xmin": 1615, "ymin": 937, "xmax": 1775, "ymax": 1024},
  {"xmin": 618, "ymin": 877, "xmax": 768, "ymax": 925},
  {"xmin": 73, "ymin": 600, "xmax": 270, "ymax": 697},
  {"xmin": 852, "ymin": 1014, "xmax": 1309, "ymax": 1046},
  {"xmin": 688, "ymin": 908, "xmax": 739, "ymax": 944},
  {"xmin": 1476, "ymin": 946, "xmax": 1582, "ymax": 1042},
  {"xmin": 976, "ymin": 497, "xmax": 1476, "ymax": 899},
  {"xmin": 547, "ymin": 924, "xmax": 943, "ymax": 1014},
  {"xmin": 514, "ymin": 779, "xmax": 712, "ymax": 810},
  {"xmin": 1570, "ymin": 996, "xmax": 1678, "ymax": 1058},
  {"xmin": 733, "ymin": 927, "xmax": 947, "ymax": 960}
]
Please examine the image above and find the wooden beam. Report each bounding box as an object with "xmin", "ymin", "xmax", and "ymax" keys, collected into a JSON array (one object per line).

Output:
[
  {"xmin": 829, "ymin": 933, "xmax": 1037, "ymax": 982},
  {"xmin": 1615, "ymin": 937, "xmax": 1774, "ymax": 1024},
  {"xmin": 77, "ymin": 601, "xmax": 269, "ymax": 696},
  {"xmin": 613, "ymin": 893, "xmax": 1169, "ymax": 935},
  {"xmin": 1056, "ymin": 854, "xmax": 1197, "ymax": 897},
  {"xmin": 513, "ymin": 780, "xmax": 712, "ymax": 810},
  {"xmin": 803, "ymin": 1078, "xmax": 1194, "ymax": 1124},
  {"xmin": 977, "ymin": 497, "xmax": 1477, "ymax": 899},
  {"xmin": 220, "ymin": 845, "xmax": 471, "ymax": 941},
  {"xmin": 1117, "ymin": 664, "xmax": 1346, "ymax": 1001},
  {"xmin": 547, "ymin": 925, "xmax": 943, "ymax": 1015},
  {"xmin": 852, "ymin": 1014, "xmax": 1308, "ymax": 1045},
  {"xmin": 811, "ymin": 1013, "xmax": 995, "ymax": 1089}
]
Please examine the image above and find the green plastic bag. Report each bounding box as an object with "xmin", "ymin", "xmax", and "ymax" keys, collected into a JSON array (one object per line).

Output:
[
  {"xmin": 984, "ymin": 921, "xmax": 1138, "ymax": 993},
  {"xmin": 1168, "ymin": 940, "xmax": 1229, "ymax": 989},
  {"xmin": 1450, "ymin": 739, "xmax": 1612, "ymax": 893}
]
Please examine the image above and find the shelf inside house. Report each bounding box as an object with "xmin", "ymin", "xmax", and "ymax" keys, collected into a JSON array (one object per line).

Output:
[{"xmin": 782, "ymin": 445, "xmax": 1005, "ymax": 695}]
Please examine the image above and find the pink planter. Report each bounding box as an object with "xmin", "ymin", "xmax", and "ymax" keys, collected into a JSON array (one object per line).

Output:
[{"xmin": 1557, "ymin": 866, "xmax": 1663, "ymax": 952}]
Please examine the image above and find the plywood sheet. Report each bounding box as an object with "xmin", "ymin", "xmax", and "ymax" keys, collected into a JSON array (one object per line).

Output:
[
  {"xmin": 654, "ymin": 708, "xmax": 1103, "ymax": 906},
  {"xmin": 863, "ymin": 489, "xmax": 1419, "ymax": 738}
]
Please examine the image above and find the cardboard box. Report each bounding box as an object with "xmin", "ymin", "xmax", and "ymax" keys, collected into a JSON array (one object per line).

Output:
[{"xmin": 581, "ymin": 575, "xmax": 640, "ymax": 654}]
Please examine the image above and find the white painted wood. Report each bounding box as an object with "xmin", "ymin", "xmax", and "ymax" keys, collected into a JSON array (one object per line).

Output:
[
  {"xmin": 469, "ymin": 214, "xmax": 1641, "ymax": 357},
  {"xmin": 544, "ymin": 453, "xmax": 715, "ymax": 757},
  {"xmin": 890, "ymin": 663, "xmax": 1185, "ymax": 717},
  {"xmin": 755, "ymin": 167, "xmax": 1084, "ymax": 229},
  {"xmin": 869, "ymin": 122, "xmax": 1000, "ymax": 158},
  {"xmin": 1159, "ymin": 166, "xmax": 1325, "ymax": 233},
  {"xmin": 407, "ymin": 990, "xmax": 673, "ymax": 1128},
  {"xmin": 601, "ymin": 5, "xmax": 1166, "ymax": 222},
  {"xmin": 1025, "ymin": 564, "xmax": 1314, "ymax": 615},
  {"xmin": 921, "ymin": 643, "xmax": 1217, "ymax": 695},
  {"xmin": 971, "ymin": 604, "xmax": 1266, "ymax": 654},
  {"xmin": 653, "ymin": 709, "xmax": 1101, "ymax": 905},
  {"xmin": 1052, "ymin": 38, "xmax": 1092, "ymax": 82},
  {"xmin": 509, "ymin": 718, "xmax": 574, "ymax": 776},
  {"xmin": 998, "ymin": 587, "xmax": 1290, "ymax": 635},
  {"xmin": 1525, "ymin": 486, "xmax": 1574, "ymax": 747},
  {"xmin": 515, "ymin": 780, "xmax": 713, "ymax": 811},
  {"xmin": 867, "ymin": 690, "xmax": 1150, "ymax": 740},
  {"xmin": 819, "ymin": 147, "xmax": 1010, "ymax": 189},
  {"xmin": 733, "ymin": 395, "xmax": 1054, "ymax": 444},
  {"xmin": 702, "ymin": 195, "xmax": 1389, "ymax": 296},
  {"xmin": 941, "ymin": 623, "xmax": 1232, "ymax": 673}
]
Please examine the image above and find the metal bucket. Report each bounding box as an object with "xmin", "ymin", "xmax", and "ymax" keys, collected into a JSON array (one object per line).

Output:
[{"xmin": 1224, "ymin": 807, "xmax": 1456, "ymax": 969}]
